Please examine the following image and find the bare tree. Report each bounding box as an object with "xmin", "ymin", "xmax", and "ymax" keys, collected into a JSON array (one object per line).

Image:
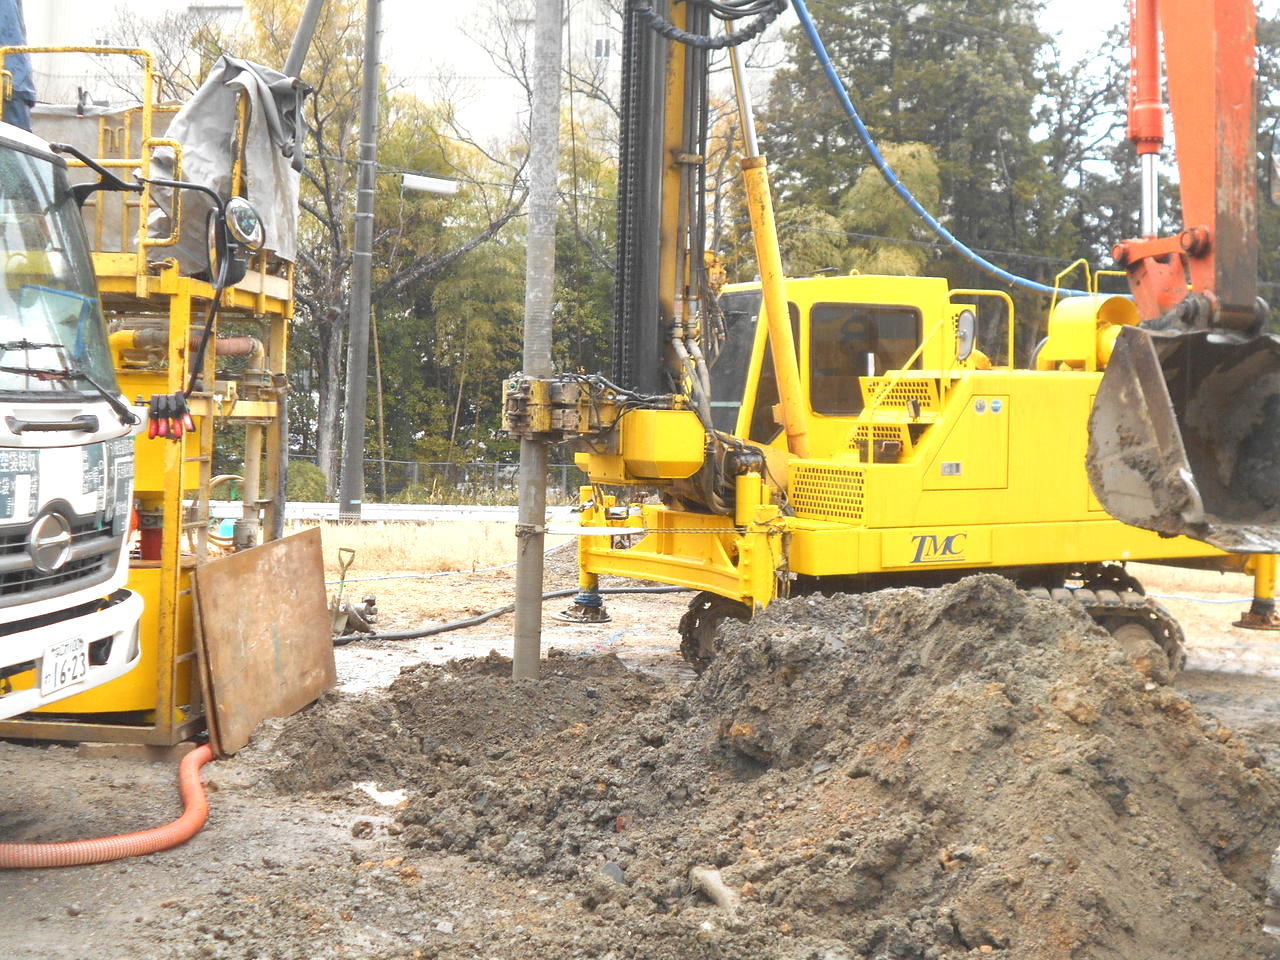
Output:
[
  {"xmin": 101, "ymin": 0, "xmax": 532, "ymax": 494},
  {"xmin": 103, "ymin": 6, "xmax": 238, "ymax": 103}
]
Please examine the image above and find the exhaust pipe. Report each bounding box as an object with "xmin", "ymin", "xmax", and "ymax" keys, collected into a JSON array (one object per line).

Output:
[{"xmin": 1087, "ymin": 325, "xmax": 1280, "ymax": 553}]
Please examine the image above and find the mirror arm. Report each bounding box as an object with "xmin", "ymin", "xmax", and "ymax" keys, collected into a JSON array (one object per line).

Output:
[{"xmin": 49, "ymin": 143, "xmax": 144, "ymax": 207}]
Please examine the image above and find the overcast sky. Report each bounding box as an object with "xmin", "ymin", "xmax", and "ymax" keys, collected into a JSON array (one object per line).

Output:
[{"xmin": 397, "ymin": 1, "xmax": 1280, "ymax": 144}]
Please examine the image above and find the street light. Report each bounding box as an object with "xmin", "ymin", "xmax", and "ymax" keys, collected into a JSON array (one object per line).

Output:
[{"xmin": 402, "ymin": 173, "xmax": 461, "ymax": 195}]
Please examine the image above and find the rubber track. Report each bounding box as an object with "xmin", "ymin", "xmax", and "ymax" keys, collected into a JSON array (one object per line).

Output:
[{"xmin": 1025, "ymin": 585, "xmax": 1187, "ymax": 671}]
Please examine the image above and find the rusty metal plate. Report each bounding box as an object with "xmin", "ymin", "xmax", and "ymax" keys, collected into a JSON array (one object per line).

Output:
[{"xmin": 193, "ymin": 527, "xmax": 333, "ymax": 756}]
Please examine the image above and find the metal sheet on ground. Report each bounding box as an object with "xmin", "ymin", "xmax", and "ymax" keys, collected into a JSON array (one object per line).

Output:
[{"xmin": 193, "ymin": 528, "xmax": 333, "ymax": 756}]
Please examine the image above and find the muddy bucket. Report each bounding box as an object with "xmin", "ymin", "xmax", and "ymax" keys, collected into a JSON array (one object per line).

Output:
[{"xmin": 1087, "ymin": 324, "xmax": 1280, "ymax": 553}]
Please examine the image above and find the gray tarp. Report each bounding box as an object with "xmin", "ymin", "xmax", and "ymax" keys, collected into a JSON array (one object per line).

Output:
[{"xmin": 148, "ymin": 55, "xmax": 305, "ymax": 273}]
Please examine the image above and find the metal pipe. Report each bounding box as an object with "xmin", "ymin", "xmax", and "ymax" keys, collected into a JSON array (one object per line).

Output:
[
  {"xmin": 1128, "ymin": 0, "xmax": 1163, "ymax": 238},
  {"xmin": 284, "ymin": 0, "xmax": 327, "ymax": 79},
  {"xmin": 741, "ymin": 156, "xmax": 811, "ymax": 458},
  {"xmin": 1249, "ymin": 553, "xmax": 1277, "ymax": 616},
  {"xmin": 336, "ymin": 0, "xmax": 380, "ymax": 521},
  {"xmin": 238, "ymin": 424, "xmax": 264, "ymax": 550},
  {"xmin": 1140, "ymin": 153, "xmax": 1159, "ymax": 237},
  {"xmin": 729, "ymin": 25, "xmax": 810, "ymax": 459},
  {"xmin": 111, "ymin": 329, "xmax": 263, "ymax": 357},
  {"xmin": 512, "ymin": 0, "xmax": 565, "ymax": 682},
  {"xmin": 726, "ymin": 28, "xmax": 759, "ymax": 158}
]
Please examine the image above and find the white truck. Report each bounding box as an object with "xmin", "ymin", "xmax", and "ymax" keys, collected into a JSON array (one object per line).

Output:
[{"xmin": 0, "ymin": 121, "xmax": 142, "ymax": 718}]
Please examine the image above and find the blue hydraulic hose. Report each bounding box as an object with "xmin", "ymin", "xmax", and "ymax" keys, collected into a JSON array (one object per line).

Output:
[{"xmin": 790, "ymin": 0, "xmax": 1090, "ymax": 298}]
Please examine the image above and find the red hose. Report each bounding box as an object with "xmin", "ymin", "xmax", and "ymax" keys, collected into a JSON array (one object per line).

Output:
[{"xmin": 0, "ymin": 743, "xmax": 214, "ymax": 869}]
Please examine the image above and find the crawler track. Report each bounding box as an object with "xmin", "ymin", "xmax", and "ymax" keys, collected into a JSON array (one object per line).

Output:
[{"xmin": 1025, "ymin": 585, "xmax": 1187, "ymax": 672}]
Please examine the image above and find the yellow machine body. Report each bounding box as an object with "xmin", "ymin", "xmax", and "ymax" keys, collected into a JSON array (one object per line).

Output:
[
  {"xmin": 580, "ymin": 409, "xmax": 706, "ymax": 484},
  {"xmin": 574, "ymin": 274, "xmax": 1224, "ymax": 610}
]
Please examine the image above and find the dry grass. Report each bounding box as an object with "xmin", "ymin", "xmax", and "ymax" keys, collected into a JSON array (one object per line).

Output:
[{"xmin": 287, "ymin": 520, "xmax": 570, "ymax": 578}]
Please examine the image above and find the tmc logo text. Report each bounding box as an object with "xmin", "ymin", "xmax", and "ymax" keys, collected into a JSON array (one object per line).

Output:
[{"xmin": 910, "ymin": 533, "xmax": 967, "ymax": 564}]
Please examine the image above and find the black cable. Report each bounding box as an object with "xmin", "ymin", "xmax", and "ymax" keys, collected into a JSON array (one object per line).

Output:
[
  {"xmin": 185, "ymin": 261, "xmax": 227, "ymax": 396},
  {"xmin": 332, "ymin": 585, "xmax": 692, "ymax": 645},
  {"xmin": 635, "ymin": 0, "xmax": 787, "ymax": 49}
]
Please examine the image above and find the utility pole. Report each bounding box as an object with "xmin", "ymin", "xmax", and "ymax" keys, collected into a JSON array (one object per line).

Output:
[
  {"xmin": 512, "ymin": 0, "xmax": 564, "ymax": 681},
  {"xmin": 283, "ymin": 0, "xmax": 327, "ymax": 79},
  {"xmin": 337, "ymin": 0, "xmax": 380, "ymax": 521}
]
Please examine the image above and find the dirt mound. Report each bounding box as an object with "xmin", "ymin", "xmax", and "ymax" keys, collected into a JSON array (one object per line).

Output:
[
  {"xmin": 262, "ymin": 575, "xmax": 1280, "ymax": 959},
  {"xmin": 249, "ymin": 648, "xmax": 659, "ymax": 795},
  {"xmin": 399, "ymin": 577, "xmax": 1280, "ymax": 958}
]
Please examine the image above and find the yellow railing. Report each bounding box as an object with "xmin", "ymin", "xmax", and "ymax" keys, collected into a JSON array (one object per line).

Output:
[
  {"xmin": 1050, "ymin": 258, "xmax": 1093, "ymax": 314},
  {"xmin": 1092, "ymin": 269, "xmax": 1128, "ymax": 295},
  {"xmin": 0, "ymin": 46, "xmax": 188, "ymax": 288}
]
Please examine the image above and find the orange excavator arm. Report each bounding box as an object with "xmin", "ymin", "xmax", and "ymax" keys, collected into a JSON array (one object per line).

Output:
[
  {"xmin": 1113, "ymin": 0, "xmax": 1260, "ymax": 331},
  {"xmin": 1088, "ymin": 0, "xmax": 1280, "ymax": 555}
]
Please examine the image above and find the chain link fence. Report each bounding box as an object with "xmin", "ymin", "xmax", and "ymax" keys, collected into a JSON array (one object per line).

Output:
[{"xmin": 288, "ymin": 456, "xmax": 588, "ymax": 505}]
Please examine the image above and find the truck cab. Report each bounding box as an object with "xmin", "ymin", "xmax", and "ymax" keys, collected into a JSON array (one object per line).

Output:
[{"xmin": 0, "ymin": 122, "xmax": 142, "ymax": 718}]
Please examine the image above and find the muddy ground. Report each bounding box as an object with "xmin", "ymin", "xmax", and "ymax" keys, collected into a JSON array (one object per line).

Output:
[{"xmin": 1, "ymin": 547, "xmax": 1279, "ymax": 960}]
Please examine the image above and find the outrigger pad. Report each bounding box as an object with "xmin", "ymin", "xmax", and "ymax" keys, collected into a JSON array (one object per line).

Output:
[{"xmin": 1087, "ymin": 325, "xmax": 1280, "ymax": 553}]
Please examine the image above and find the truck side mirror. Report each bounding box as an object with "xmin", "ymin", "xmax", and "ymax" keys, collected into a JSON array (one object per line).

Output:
[
  {"xmin": 956, "ymin": 309, "xmax": 977, "ymax": 362},
  {"xmin": 205, "ymin": 197, "xmax": 264, "ymax": 289}
]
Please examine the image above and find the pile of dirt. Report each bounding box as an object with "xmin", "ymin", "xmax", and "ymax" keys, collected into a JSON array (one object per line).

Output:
[
  {"xmin": 250, "ymin": 648, "xmax": 663, "ymax": 795},
  {"xmin": 265, "ymin": 576, "xmax": 1280, "ymax": 959}
]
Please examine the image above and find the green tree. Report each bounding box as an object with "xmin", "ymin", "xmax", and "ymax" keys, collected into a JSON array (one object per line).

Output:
[
  {"xmin": 762, "ymin": 1, "xmax": 1071, "ymax": 291},
  {"xmin": 840, "ymin": 141, "xmax": 940, "ymax": 276},
  {"xmin": 241, "ymin": 0, "xmax": 527, "ymax": 493}
]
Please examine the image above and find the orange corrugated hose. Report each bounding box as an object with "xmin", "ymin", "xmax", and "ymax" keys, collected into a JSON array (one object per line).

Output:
[{"xmin": 0, "ymin": 743, "xmax": 214, "ymax": 869}]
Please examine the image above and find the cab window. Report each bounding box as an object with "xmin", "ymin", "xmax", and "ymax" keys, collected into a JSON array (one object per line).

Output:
[
  {"xmin": 747, "ymin": 303, "xmax": 800, "ymax": 444},
  {"xmin": 809, "ymin": 303, "xmax": 921, "ymax": 415},
  {"xmin": 707, "ymin": 289, "xmax": 762, "ymax": 433}
]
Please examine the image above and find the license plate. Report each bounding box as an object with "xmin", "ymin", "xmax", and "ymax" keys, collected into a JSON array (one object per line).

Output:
[{"xmin": 40, "ymin": 637, "xmax": 87, "ymax": 697}]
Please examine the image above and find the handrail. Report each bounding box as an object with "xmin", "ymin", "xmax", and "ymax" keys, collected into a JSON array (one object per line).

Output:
[
  {"xmin": 950, "ymin": 288, "xmax": 1016, "ymax": 367},
  {"xmin": 139, "ymin": 138, "xmax": 185, "ymax": 251},
  {"xmin": 0, "ymin": 46, "xmax": 165, "ymax": 291},
  {"xmin": 1092, "ymin": 269, "xmax": 1128, "ymax": 295},
  {"xmin": 1051, "ymin": 259, "xmax": 1093, "ymax": 314}
]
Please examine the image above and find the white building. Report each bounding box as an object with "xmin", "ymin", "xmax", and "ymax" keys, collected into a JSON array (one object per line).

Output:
[{"xmin": 22, "ymin": 0, "xmax": 244, "ymax": 107}]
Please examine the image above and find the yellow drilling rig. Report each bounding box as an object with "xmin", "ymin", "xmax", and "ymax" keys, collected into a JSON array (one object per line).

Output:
[{"xmin": 505, "ymin": 0, "xmax": 1280, "ymax": 672}]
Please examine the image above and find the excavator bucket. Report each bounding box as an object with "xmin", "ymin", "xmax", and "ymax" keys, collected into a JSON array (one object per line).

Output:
[{"xmin": 1087, "ymin": 325, "xmax": 1280, "ymax": 553}]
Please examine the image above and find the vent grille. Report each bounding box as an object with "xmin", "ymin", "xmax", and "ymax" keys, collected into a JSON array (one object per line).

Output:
[
  {"xmin": 791, "ymin": 465, "xmax": 866, "ymax": 522},
  {"xmin": 861, "ymin": 377, "xmax": 940, "ymax": 410},
  {"xmin": 848, "ymin": 423, "xmax": 911, "ymax": 459},
  {"xmin": 0, "ymin": 516, "xmax": 119, "ymax": 607}
]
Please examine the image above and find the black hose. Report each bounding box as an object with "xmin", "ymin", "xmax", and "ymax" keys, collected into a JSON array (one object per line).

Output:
[
  {"xmin": 635, "ymin": 0, "xmax": 786, "ymax": 49},
  {"xmin": 333, "ymin": 585, "xmax": 692, "ymax": 646}
]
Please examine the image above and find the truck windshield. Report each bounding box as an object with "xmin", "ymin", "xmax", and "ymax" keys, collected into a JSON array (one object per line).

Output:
[{"xmin": 0, "ymin": 148, "xmax": 116, "ymax": 397}]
